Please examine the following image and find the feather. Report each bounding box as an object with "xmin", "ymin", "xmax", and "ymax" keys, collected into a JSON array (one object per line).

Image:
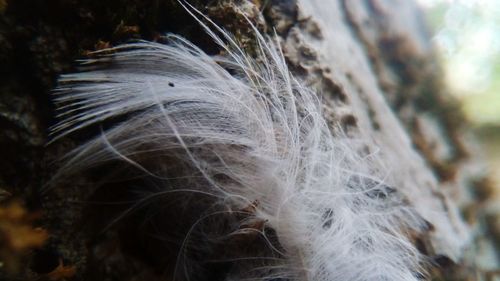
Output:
[{"xmin": 51, "ymin": 4, "xmax": 426, "ymax": 281}]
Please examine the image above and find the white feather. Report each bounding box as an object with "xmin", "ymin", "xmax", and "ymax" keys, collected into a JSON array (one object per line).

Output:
[{"xmin": 52, "ymin": 5, "xmax": 426, "ymax": 281}]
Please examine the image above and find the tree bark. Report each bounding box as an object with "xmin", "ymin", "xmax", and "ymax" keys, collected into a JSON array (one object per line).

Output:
[{"xmin": 0, "ymin": 0, "xmax": 497, "ymax": 280}]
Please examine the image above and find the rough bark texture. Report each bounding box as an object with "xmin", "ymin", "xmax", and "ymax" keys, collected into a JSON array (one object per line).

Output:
[{"xmin": 0, "ymin": 0, "xmax": 498, "ymax": 280}]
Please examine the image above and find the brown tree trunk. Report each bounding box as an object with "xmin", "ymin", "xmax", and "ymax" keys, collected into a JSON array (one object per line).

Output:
[{"xmin": 0, "ymin": 0, "xmax": 497, "ymax": 280}]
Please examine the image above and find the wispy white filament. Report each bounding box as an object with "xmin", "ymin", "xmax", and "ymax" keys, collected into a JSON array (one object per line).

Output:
[{"xmin": 52, "ymin": 6, "xmax": 425, "ymax": 281}]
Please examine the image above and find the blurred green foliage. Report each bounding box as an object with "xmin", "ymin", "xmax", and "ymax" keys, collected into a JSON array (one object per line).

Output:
[{"xmin": 422, "ymin": 0, "xmax": 500, "ymax": 125}]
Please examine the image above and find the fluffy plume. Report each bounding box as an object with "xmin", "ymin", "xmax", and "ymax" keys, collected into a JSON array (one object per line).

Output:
[{"xmin": 51, "ymin": 4, "xmax": 425, "ymax": 281}]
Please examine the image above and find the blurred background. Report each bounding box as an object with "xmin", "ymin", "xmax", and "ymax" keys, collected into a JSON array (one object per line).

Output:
[{"xmin": 419, "ymin": 0, "xmax": 500, "ymax": 194}]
